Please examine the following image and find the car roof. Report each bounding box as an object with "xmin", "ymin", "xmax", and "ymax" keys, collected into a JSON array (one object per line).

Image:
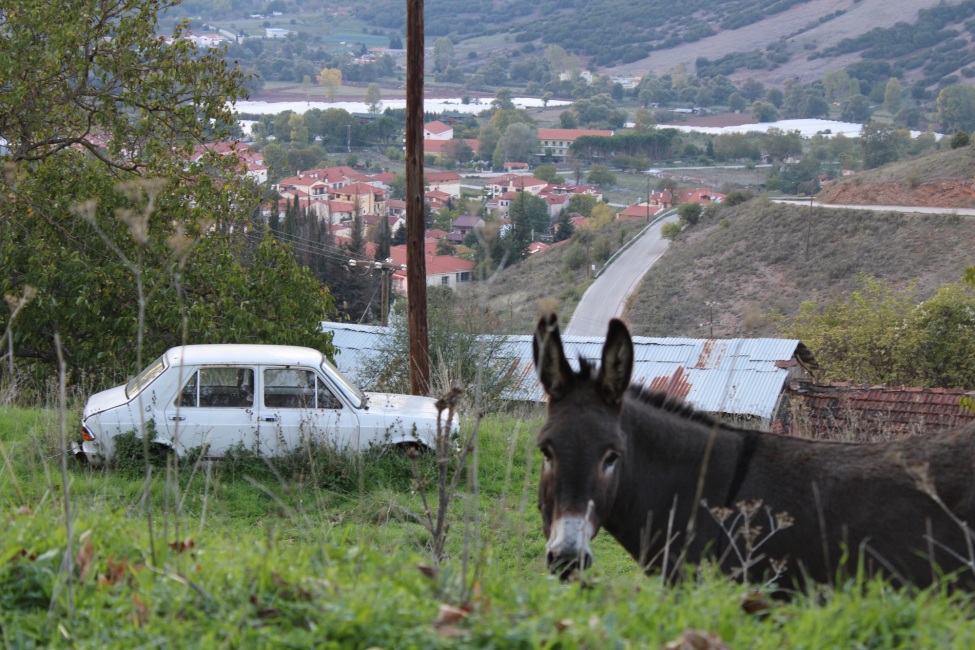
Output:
[{"xmin": 163, "ymin": 344, "xmax": 328, "ymax": 368}]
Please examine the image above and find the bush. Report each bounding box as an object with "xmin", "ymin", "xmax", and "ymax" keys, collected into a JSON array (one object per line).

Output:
[
  {"xmin": 561, "ymin": 242, "xmax": 588, "ymax": 271},
  {"xmin": 677, "ymin": 202, "xmax": 704, "ymax": 227},
  {"xmin": 661, "ymin": 222, "xmax": 682, "ymax": 241},
  {"xmin": 950, "ymin": 131, "xmax": 970, "ymax": 149},
  {"xmin": 724, "ymin": 190, "xmax": 755, "ymax": 206}
]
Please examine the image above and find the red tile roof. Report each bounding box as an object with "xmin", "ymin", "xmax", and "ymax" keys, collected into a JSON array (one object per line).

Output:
[
  {"xmin": 424, "ymin": 120, "xmax": 452, "ymax": 135},
  {"xmin": 537, "ymin": 128, "xmax": 614, "ymax": 140},
  {"xmin": 775, "ymin": 380, "xmax": 975, "ymax": 440}
]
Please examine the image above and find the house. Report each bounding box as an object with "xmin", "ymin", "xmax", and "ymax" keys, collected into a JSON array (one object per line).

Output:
[
  {"xmin": 422, "ymin": 138, "xmax": 479, "ymax": 163},
  {"xmin": 265, "ymin": 28, "xmax": 289, "ymax": 38},
  {"xmin": 503, "ymin": 161, "xmax": 529, "ymax": 172},
  {"xmin": 191, "ymin": 141, "xmax": 267, "ymax": 184},
  {"xmin": 649, "ymin": 187, "xmax": 725, "ymax": 210},
  {"xmin": 330, "ymin": 181, "xmax": 387, "ymax": 216},
  {"xmin": 528, "ymin": 241, "xmax": 551, "ymax": 255},
  {"xmin": 388, "ymin": 244, "xmax": 474, "ymax": 292},
  {"xmin": 537, "ymin": 128, "xmax": 614, "ymax": 161},
  {"xmin": 450, "ymin": 215, "xmax": 483, "ymax": 241},
  {"xmin": 425, "ymin": 171, "xmax": 462, "ymax": 199},
  {"xmin": 423, "ymin": 120, "xmax": 453, "ymax": 140},
  {"xmin": 484, "ymin": 173, "xmax": 548, "ymax": 198},
  {"xmin": 276, "ymin": 166, "xmax": 388, "ymax": 217},
  {"xmin": 618, "ymin": 202, "xmax": 662, "ymax": 221},
  {"xmin": 275, "ymin": 195, "xmax": 354, "ymax": 225},
  {"xmin": 424, "ymin": 190, "xmax": 452, "ymax": 210},
  {"xmin": 773, "ymin": 380, "xmax": 975, "ymax": 439}
]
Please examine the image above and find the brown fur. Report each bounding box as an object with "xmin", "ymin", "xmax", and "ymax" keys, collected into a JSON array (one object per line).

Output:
[{"xmin": 534, "ymin": 313, "xmax": 975, "ymax": 589}]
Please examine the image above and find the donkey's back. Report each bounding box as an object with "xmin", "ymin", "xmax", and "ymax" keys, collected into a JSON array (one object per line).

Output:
[{"xmin": 723, "ymin": 417, "xmax": 975, "ymax": 588}]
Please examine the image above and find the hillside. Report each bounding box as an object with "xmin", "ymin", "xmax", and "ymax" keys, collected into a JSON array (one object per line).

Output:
[
  {"xmin": 352, "ymin": 0, "xmax": 967, "ymax": 87},
  {"xmin": 623, "ymin": 199, "xmax": 975, "ymax": 339},
  {"xmin": 819, "ymin": 146, "xmax": 975, "ymax": 207}
]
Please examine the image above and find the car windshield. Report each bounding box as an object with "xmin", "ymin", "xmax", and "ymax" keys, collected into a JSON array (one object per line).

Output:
[
  {"xmin": 322, "ymin": 358, "xmax": 365, "ymax": 408},
  {"xmin": 124, "ymin": 354, "xmax": 168, "ymax": 399}
]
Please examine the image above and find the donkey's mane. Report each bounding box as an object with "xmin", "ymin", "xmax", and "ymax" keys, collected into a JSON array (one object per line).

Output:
[{"xmin": 577, "ymin": 357, "xmax": 723, "ymax": 429}]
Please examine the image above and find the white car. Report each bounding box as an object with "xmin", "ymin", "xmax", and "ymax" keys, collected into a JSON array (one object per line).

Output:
[{"xmin": 75, "ymin": 344, "xmax": 452, "ymax": 464}]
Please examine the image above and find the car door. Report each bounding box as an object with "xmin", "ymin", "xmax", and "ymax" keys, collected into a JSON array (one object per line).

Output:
[
  {"xmin": 259, "ymin": 366, "xmax": 360, "ymax": 455},
  {"xmin": 163, "ymin": 365, "xmax": 259, "ymax": 457}
]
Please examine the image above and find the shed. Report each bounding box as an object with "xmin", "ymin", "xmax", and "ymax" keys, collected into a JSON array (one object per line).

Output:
[{"xmin": 323, "ymin": 322, "xmax": 817, "ymax": 429}]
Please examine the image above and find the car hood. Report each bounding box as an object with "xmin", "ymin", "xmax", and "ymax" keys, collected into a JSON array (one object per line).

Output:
[
  {"xmin": 82, "ymin": 385, "xmax": 131, "ymax": 419},
  {"xmin": 365, "ymin": 391, "xmax": 441, "ymax": 421}
]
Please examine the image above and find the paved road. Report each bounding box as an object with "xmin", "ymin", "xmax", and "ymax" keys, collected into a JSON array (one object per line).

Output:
[
  {"xmin": 564, "ymin": 210, "xmax": 679, "ymax": 337},
  {"xmin": 772, "ymin": 198, "xmax": 975, "ymax": 216}
]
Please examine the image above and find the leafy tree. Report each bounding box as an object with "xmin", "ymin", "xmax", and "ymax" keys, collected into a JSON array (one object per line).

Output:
[
  {"xmin": 495, "ymin": 123, "xmax": 538, "ymax": 166},
  {"xmin": 433, "ymin": 37, "xmax": 455, "ymax": 73},
  {"xmin": 492, "ymin": 88, "xmax": 516, "ymax": 111},
  {"xmin": 781, "ymin": 276, "xmax": 975, "ymax": 389},
  {"xmin": 0, "ymin": 2, "xmax": 340, "ymax": 389},
  {"xmin": 504, "ymin": 192, "xmax": 535, "ymax": 261},
  {"xmin": 762, "ymin": 128, "xmax": 803, "ymax": 161},
  {"xmin": 751, "ymin": 101, "xmax": 779, "ymax": 123},
  {"xmin": 632, "ymin": 108, "xmax": 657, "ymax": 133},
  {"xmin": 477, "ymin": 123, "xmax": 501, "ymax": 163},
  {"xmin": 0, "ymin": 0, "xmax": 245, "ymax": 171},
  {"xmin": 677, "ymin": 202, "xmax": 703, "ymax": 226},
  {"xmin": 586, "ymin": 164, "xmax": 616, "ymax": 186},
  {"xmin": 840, "ymin": 94, "xmax": 872, "ymax": 124},
  {"xmin": 567, "ymin": 193, "xmax": 598, "ymax": 217},
  {"xmin": 365, "ymin": 83, "xmax": 383, "ymax": 113},
  {"xmin": 554, "ymin": 211, "xmax": 574, "ymax": 242},
  {"xmin": 780, "ymin": 276, "xmax": 918, "ymax": 386},
  {"xmin": 860, "ymin": 122, "xmax": 909, "ymax": 169},
  {"xmin": 728, "ymin": 92, "xmax": 748, "ymax": 113},
  {"xmin": 936, "ymin": 83, "xmax": 975, "ymax": 133},
  {"xmin": 318, "ymin": 67, "xmax": 343, "ymax": 101},
  {"xmin": 883, "ymin": 78, "xmax": 902, "ymax": 114},
  {"xmin": 533, "ymin": 164, "xmax": 564, "ymax": 184},
  {"xmin": 559, "ymin": 111, "xmax": 578, "ymax": 129}
]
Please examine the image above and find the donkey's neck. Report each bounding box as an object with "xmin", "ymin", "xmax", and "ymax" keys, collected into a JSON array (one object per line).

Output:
[{"xmin": 604, "ymin": 395, "xmax": 753, "ymax": 567}]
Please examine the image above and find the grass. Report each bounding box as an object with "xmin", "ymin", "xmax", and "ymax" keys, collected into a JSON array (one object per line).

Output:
[
  {"xmin": 624, "ymin": 197, "xmax": 975, "ymax": 338},
  {"xmin": 3, "ymin": 403, "xmax": 975, "ymax": 647}
]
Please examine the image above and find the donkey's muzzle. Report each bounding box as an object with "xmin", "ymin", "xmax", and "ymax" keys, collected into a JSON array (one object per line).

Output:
[{"xmin": 545, "ymin": 515, "xmax": 594, "ymax": 580}]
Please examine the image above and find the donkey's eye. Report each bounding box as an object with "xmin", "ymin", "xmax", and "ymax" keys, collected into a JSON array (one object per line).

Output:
[
  {"xmin": 540, "ymin": 446, "xmax": 553, "ymax": 462},
  {"xmin": 602, "ymin": 451, "xmax": 620, "ymax": 474}
]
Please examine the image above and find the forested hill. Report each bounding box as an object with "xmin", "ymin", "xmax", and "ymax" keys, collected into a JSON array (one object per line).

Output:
[{"xmin": 354, "ymin": 0, "xmax": 972, "ymax": 85}]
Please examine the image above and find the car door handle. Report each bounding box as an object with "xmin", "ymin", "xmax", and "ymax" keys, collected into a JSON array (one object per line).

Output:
[
  {"xmin": 169, "ymin": 415, "xmax": 186, "ymax": 421},
  {"xmin": 262, "ymin": 416, "xmax": 279, "ymax": 422}
]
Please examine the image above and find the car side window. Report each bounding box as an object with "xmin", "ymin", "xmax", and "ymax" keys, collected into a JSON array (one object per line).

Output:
[
  {"xmin": 176, "ymin": 371, "xmax": 198, "ymax": 407},
  {"xmin": 316, "ymin": 376, "xmax": 341, "ymax": 409},
  {"xmin": 264, "ymin": 368, "xmax": 341, "ymax": 409},
  {"xmin": 196, "ymin": 367, "xmax": 254, "ymax": 408}
]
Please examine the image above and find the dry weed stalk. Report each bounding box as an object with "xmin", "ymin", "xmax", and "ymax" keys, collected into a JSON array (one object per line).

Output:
[
  {"xmin": 906, "ymin": 461, "xmax": 975, "ymax": 580},
  {"xmin": 408, "ymin": 384, "xmax": 475, "ymax": 568},
  {"xmin": 706, "ymin": 498, "xmax": 794, "ymax": 587}
]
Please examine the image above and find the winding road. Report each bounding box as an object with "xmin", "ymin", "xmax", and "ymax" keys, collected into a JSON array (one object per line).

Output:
[
  {"xmin": 564, "ymin": 200, "xmax": 975, "ymax": 338},
  {"xmin": 563, "ymin": 210, "xmax": 678, "ymax": 337}
]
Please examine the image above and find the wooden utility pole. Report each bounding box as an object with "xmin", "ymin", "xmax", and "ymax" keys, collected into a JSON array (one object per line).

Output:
[{"xmin": 405, "ymin": 0, "xmax": 430, "ymax": 395}]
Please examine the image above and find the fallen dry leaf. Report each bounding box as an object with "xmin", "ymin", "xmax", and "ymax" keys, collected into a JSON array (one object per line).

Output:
[
  {"xmin": 661, "ymin": 630, "xmax": 731, "ymax": 650},
  {"xmin": 435, "ymin": 603, "xmax": 469, "ymax": 627}
]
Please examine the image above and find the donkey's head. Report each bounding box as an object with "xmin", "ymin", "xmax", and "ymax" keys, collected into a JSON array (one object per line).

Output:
[{"xmin": 533, "ymin": 313, "xmax": 633, "ymax": 579}]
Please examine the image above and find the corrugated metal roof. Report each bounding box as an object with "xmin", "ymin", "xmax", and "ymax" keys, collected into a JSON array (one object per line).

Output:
[{"xmin": 322, "ymin": 322, "xmax": 806, "ymax": 419}]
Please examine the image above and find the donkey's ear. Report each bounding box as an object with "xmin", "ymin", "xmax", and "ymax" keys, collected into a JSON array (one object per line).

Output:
[
  {"xmin": 533, "ymin": 313, "xmax": 574, "ymax": 402},
  {"xmin": 598, "ymin": 318, "xmax": 633, "ymax": 407}
]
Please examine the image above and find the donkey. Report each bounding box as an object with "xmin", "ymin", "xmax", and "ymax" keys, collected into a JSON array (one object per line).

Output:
[{"xmin": 533, "ymin": 313, "xmax": 975, "ymax": 589}]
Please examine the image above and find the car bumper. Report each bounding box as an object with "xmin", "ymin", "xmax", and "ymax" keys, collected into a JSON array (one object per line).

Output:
[{"xmin": 71, "ymin": 440, "xmax": 105, "ymax": 466}]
